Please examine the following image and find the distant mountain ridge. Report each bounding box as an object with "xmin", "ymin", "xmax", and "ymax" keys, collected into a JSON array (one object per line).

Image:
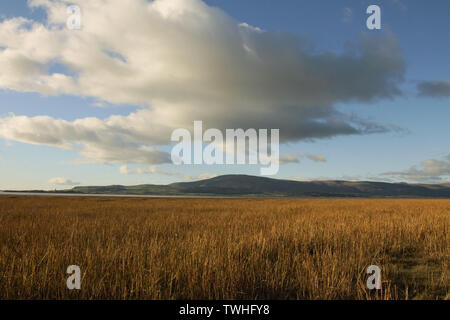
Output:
[{"xmin": 5, "ymin": 174, "xmax": 450, "ymax": 198}]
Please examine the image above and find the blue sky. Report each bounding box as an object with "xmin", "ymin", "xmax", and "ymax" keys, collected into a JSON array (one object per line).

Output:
[{"xmin": 0, "ymin": 0, "xmax": 449, "ymax": 189}]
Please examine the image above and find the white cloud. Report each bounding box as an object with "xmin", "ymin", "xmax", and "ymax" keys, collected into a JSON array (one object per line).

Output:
[
  {"xmin": 196, "ymin": 173, "xmax": 218, "ymax": 180},
  {"xmin": 279, "ymin": 152, "xmax": 302, "ymax": 165},
  {"xmin": 183, "ymin": 173, "xmax": 218, "ymax": 182},
  {"xmin": 306, "ymin": 154, "xmax": 327, "ymax": 163},
  {"xmin": 287, "ymin": 174, "xmax": 390, "ymax": 183},
  {"xmin": 119, "ymin": 164, "xmax": 179, "ymax": 176},
  {"xmin": 0, "ymin": 114, "xmax": 171, "ymax": 164},
  {"xmin": 279, "ymin": 153, "xmax": 326, "ymax": 165},
  {"xmin": 119, "ymin": 165, "xmax": 131, "ymax": 175},
  {"xmin": 48, "ymin": 177, "xmax": 79, "ymax": 185},
  {"xmin": 0, "ymin": 0, "xmax": 405, "ymax": 166},
  {"xmin": 382, "ymin": 156, "xmax": 450, "ymax": 183}
]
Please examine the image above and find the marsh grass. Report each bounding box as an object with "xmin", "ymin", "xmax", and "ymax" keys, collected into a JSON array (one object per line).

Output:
[{"xmin": 0, "ymin": 196, "xmax": 448, "ymax": 299}]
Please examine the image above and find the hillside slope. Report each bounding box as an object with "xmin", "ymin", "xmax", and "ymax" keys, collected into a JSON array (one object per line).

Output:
[{"xmin": 59, "ymin": 174, "xmax": 450, "ymax": 198}]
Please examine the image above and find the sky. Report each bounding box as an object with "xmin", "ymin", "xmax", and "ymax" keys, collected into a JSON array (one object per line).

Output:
[{"xmin": 0, "ymin": 0, "xmax": 449, "ymax": 190}]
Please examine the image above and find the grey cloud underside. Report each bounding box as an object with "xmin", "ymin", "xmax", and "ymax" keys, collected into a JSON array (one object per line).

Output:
[
  {"xmin": 0, "ymin": 0, "xmax": 406, "ymax": 165},
  {"xmin": 417, "ymin": 81, "xmax": 450, "ymax": 98},
  {"xmin": 0, "ymin": 115, "xmax": 171, "ymax": 165}
]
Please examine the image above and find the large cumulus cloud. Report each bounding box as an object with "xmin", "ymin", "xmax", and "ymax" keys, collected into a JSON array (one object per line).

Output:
[{"xmin": 0, "ymin": 0, "xmax": 405, "ymax": 165}]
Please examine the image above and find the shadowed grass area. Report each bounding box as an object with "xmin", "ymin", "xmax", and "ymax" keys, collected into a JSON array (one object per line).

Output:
[{"xmin": 0, "ymin": 196, "xmax": 448, "ymax": 299}]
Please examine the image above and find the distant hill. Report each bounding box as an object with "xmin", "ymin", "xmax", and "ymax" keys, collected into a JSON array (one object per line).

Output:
[
  {"xmin": 7, "ymin": 174, "xmax": 450, "ymax": 198},
  {"xmin": 167, "ymin": 175, "xmax": 450, "ymax": 198}
]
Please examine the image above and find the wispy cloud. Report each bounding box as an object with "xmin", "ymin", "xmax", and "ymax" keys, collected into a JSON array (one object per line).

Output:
[
  {"xmin": 306, "ymin": 154, "xmax": 326, "ymax": 163},
  {"xmin": 183, "ymin": 173, "xmax": 218, "ymax": 182},
  {"xmin": 48, "ymin": 177, "xmax": 80, "ymax": 186},
  {"xmin": 279, "ymin": 153, "xmax": 302, "ymax": 165},
  {"xmin": 119, "ymin": 165, "xmax": 178, "ymax": 176},
  {"xmin": 279, "ymin": 152, "xmax": 327, "ymax": 164},
  {"xmin": 382, "ymin": 155, "xmax": 450, "ymax": 183},
  {"xmin": 119, "ymin": 164, "xmax": 217, "ymax": 182}
]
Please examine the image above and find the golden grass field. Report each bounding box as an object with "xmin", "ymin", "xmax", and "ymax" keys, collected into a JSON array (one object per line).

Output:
[{"xmin": 0, "ymin": 196, "xmax": 448, "ymax": 300}]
